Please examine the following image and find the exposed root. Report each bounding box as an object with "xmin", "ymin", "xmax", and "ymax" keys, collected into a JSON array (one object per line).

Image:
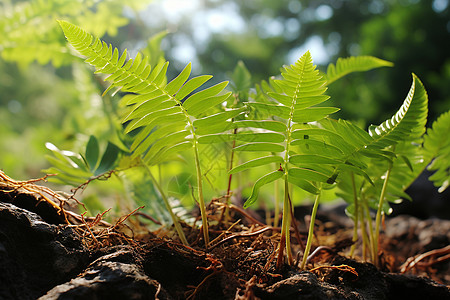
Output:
[
  {"xmin": 0, "ymin": 170, "xmax": 69, "ymax": 220},
  {"xmin": 209, "ymin": 226, "xmax": 272, "ymax": 250},
  {"xmin": 400, "ymin": 245, "xmax": 450, "ymax": 273},
  {"xmin": 0, "ymin": 170, "xmax": 142, "ymax": 251},
  {"xmin": 310, "ymin": 264, "xmax": 358, "ymax": 278}
]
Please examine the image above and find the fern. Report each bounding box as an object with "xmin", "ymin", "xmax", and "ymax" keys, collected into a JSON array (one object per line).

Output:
[
  {"xmin": 58, "ymin": 20, "xmax": 236, "ymax": 247},
  {"xmin": 230, "ymin": 51, "xmax": 340, "ymax": 206},
  {"xmin": 228, "ymin": 51, "xmax": 344, "ymax": 266},
  {"xmin": 326, "ymin": 74, "xmax": 428, "ymax": 204},
  {"xmin": 424, "ymin": 110, "xmax": 450, "ymax": 192},
  {"xmin": 227, "ymin": 55, "xmax": 395, "ymax": 205},
  {"xmin": 325, "ymin": 56, "xmax": 393, "ymax": 85},
  {"xmin": 328, "ymin": 74, "xmax": 429, "ymax": 265}
]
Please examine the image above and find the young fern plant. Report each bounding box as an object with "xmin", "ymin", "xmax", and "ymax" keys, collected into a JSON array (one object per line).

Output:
[
  {"xmin": 228, "ymin": 51, "xmax": 343, "ymax": 268},
  {"xmin": 227, "ymin": 53, "xmax": 395, "ymax": 268},
  {"xmin": 331, "ymin": 74, "xmax": 429, "ymax": 265},
  {"xmin": 58, "ymin": 20, "xmax": 237, "ymax": 248}
]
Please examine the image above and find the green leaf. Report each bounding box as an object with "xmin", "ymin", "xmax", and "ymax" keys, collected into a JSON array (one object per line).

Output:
[
  {"xmin": 292, "ymin": 107, "xmax": 340, "ymax": 123},
  {"xmin": 244, "ymin": 170, "xmax": 284, "ymax": 208},
  {"xmin": 289, "ymin": 154, "xmax": 342, "ymax": 165},
  {"xmin": 245, "ymin": 102, "xmax": 290, "ymax": 119},
  {"xmin": 368, "ymin": 74, "xmax": 428, "ymax": 149},
  {"xmin": 230, "ymin": 156, "xmax": 284, "ymax": 174},
  {"xmin": 326, "ymin": 56, "xmax": 393, "ymax": 85},
  {"xmin": 194, "ymin": 121, "xmax": 234, "ymax": 135},
  {"xmin": 235, "ymin": 132, "xmax": 285, "ymax": 143},
  {"xmin": 230, "ymin": 60, "xmax": 252, "ymax": 93},
  {"xmin": 197, "ymin": 131, "xmax": 284, "ymax": 144},
  {"xmin": 85, "ymin": 135, "xmax": 100, "ymax": 172},
  {"xmin": 176, "ymin": 75, "xmax": 212, "ymax": 100},
  {"xmin": 197, "ymin": 133, "xmax": 234, "ymax": 144},
  {"xmin": 95, "ymin": 142, "xmax": 120, "ymax": 175},
  {"xmin": 289, "ymin": 168, "xmax": 330, "ymax": 183},
  {"xmin": 187, "ymin": 92, "xmax": 232, "ymax": 117},
  {"xmin": 143, "ymin": 130, "xmax": 190, "ymax": 161},
  {"xmin": 164, "ymin": 63, "xmax": 192, "ymax": 95},
  {"xmin": 183, "ymin": 81, "xmax": 229, "ymax": 110},
  {"xmin": 425, "ymin": 110, "xmax": 450, "ymax": 192},
  {"xmin": 337, "ymin": 164, "xmax": 373, "ymax": 185},
  {"xmin": 193, "ymin": 107, "xmax": 246, "ymax": 128},
  {"xmin": 292, "ymin": 127, "xmax": 344, "ymax": 141},
  {"xmin": 399, "ymin": 155, "xmax": 414, "ymax": 172},
  {"xmin": 233, "ymin": 120, "xmax": 287, "ymax": 132},
  {"xmin": 150, "ymin": 141, "xmax": 193, "ymax": 165},
  {"xmin": 234, "ymin": 142, "xmax": 285, "ymax": 152},
  {"xmin": 291, "ymin": 139, "xmax": 344, "ymax": 157},
  {"xmin": 124, "ymin": 96, "xmax": 172, "ymax": 122},
  {"xmin": 288, "ymin": 177, "xmax": 320, "ymax": 194},
  {"xmin": 125, "ymin": 110, "xmax": 184, "ymax": 133}
]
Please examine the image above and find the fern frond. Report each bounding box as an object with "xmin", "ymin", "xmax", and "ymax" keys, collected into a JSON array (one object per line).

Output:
[
  {"xmin": 60, "ymin": 21, "xmax": 234, "ymax": 246},
  {"xmin": 59, "ymin": 21, "xmax": 233, "ymax": 165},
  {"xmin": 230, "ymin": 51, "xmax": 341, "ymax": 207},
  {"xmin": 334, "ymin": 74, "xmax": 429, "ymax": 209},
  {"xmin": 424, "ymin": 110, "xmax": 450, "ymax": 192},
  {"xmin": 326, "ymin": 56, "xmax": 393, "ymax": 85},
  {"xmin": 367, "ymin": 74, "xmax": 428, "ymax": 149}
]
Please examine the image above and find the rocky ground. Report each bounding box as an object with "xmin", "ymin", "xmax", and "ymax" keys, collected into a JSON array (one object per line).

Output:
[{"xmin": 0, "ymin": 173, "xmax": 449, "ymax": 299}]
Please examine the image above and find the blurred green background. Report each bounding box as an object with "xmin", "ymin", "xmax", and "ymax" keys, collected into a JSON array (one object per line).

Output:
[{"xmin": 1, "ymin": 0, "xmax": 449, "ymax": 216}]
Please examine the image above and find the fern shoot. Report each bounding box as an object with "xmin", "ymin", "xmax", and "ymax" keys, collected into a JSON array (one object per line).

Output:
[
  {"xmin": 329, "ymin": 74, "xmax": 429, "ymax": 266},
  {"xmin": 58, "ymin": 20, "xmax": 235, "ymax": 248},
  {"xmin": 229, "ymin": 51, "xmax": 342, "ymax": 267}
]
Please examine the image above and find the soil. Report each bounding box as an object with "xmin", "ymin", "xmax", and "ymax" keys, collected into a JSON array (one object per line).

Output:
[{"xmin": 1, "ymin": 172, "xmax": 449, "ymax": 300}]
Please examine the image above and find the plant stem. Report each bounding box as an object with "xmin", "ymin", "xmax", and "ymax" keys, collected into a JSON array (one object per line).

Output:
[
  {"xmin": 273, "ymin": 178, "xmax": 280, "ymax": 227},
  {"xmin": 194, "ymin": 143, "xmax": 210, "ymax": 248},
  {"xmin": 359, "ymin": 201, "xmax": 369, "ymax": 261},
  {"xmin": 300, "ymin": 188, "xmax": 322, "ymax": 270},
  {"xmin": 285, "ymin": 187, "xmax": 294, "ymax": 265},
  {"xmin": 373, "ymin": 164, "xmax": 393, "ymax": 267},
  {"xmin": 141, "ymin": 161, "xmax": 189, "ymax": 246},
  {"xmin": 223, "ymin": 128, "xmax": 238, "ymax": 223},
  {"xmin": 362, "ymin": 196, "xmax": 375, "ymax": 262},
  {"xmin": 349, "ymin": 172, "xmax": 359, "ymax": 258},
  {"xmin": 276, "ymin": 178, "xmax": 292, "ymax": 269}
]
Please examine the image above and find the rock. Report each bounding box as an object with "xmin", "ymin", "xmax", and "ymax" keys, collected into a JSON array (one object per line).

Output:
[
  {"xmin": 0, "ymin": 202, "xmax": 89, "ymax": 299},
  {"xmin": 254, "ymin": 272, "xmax": 353, "ymax": 300},
  {"xmin": 41, "ymin": 249, "xmax": 172, "ymax": 300}
]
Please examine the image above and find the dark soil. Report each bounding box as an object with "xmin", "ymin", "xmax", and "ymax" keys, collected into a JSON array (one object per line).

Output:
[{"xmin": 1, "ymin": 173, "xmax": 449, "ymax": 300}]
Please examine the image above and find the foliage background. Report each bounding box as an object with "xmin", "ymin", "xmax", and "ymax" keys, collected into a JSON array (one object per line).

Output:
[{"xmin": 0, "ymin": 0, "xmax": 448, "ymax": 215}]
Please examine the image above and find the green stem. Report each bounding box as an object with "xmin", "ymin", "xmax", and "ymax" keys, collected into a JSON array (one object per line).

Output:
[
  {"xmin": 273, "ymin": 172, "xmax": 280, "ymax": 228},
  {"xmin": 223, "ymin": 128, "xmax": 238, "ymax": 223},
  {"xmin": 276, "ymin": 177, "xmax": 292, "ymax": 268},
  {"xmin": 300, "ymin": 188, "xmax": 322, "ymax": 270},
  {"xmin": 373, "ymin": 164, "xmax": 393, "ymax": 267},
  {"xmin": 141, "ymin": 161, "xmax": 189, "ymax": 246},
  {"xmin": 194, "ymin": 143, "xmax": 209, "ymax": 248},
  {"xmin": 362, "ymin": 196, "xmax": 375, "ymax": 262},
  {"xmin": 359, "ymin": 200, "xmax": 369, "ymax": 261},
  {"xmin": 349, "ymin": 172, "xmax": 359, "ymax": 258},
  {"xmin": 285, "ymin": 183, "xmax": 293, "ymax": 265}
]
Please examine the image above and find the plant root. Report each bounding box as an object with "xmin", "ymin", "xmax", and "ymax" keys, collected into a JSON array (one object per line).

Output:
[{"xmin": 400, "ymin": 245, "xmax": 450, "ymax": 273}]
